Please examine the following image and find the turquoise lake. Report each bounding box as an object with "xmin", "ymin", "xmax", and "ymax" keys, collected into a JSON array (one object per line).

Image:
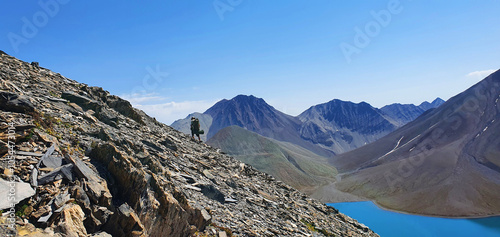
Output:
[{"xmin": 328, "ymin": 202, "xmax": 500, "ymax": 237}]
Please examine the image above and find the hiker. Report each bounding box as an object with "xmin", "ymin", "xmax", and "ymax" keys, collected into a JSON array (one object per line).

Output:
[{"xmin": 190, "ymin": 117, "xmax": 202, "ymax": 141}]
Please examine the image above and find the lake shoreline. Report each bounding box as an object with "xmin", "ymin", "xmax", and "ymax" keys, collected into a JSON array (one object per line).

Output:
[
  {"xmin": 372, "ymin": 201, "xmax": 500, "ymax": 219},
  {"xmin": 328, "ymin": 201, "xmax": 500, "ymax": 237},
  {"xmin": 326, "ymin": 199, "xmax": 500, "ymax": 219}
]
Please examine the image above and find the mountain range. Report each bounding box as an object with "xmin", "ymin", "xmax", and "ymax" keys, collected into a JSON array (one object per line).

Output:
[
  {"xmin": 298, "ymin": 98, "xmax": 444, "ymax": 154},
  {"xmin": 172, "ymin": 95, "xmax": 444, "ymax": 155},
  {"xmin": 380, "ymin": 98, "xmax": 445, "ymax": 126},
  {"xmin": 172, "ymin": 94, "xmax": 444, "ymax": 197},
  {"xmin": 325, "ymin": 69, "xmax": 500, "ymax": 217}
]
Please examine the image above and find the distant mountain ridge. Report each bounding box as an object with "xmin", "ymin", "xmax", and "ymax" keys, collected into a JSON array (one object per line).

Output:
[
  {"xmin": 172, "ymin": 95, "xmax": 443, "ymax": 155},
  {"xmin": 177, "ymin": 95, "xmax": 333, "ymax": 157},
  {"xmin": 381, "ymin": 98, "xmax": 445, "ymax": 126},
  {"xmin": 418, "ymin": 97, "xmax": 446, "ymax": 111}
]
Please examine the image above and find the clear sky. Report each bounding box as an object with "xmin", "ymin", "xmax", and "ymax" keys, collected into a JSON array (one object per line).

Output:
[{"xmin": 1, "ymin": 1, "xmax": 499, "ymax": 124}]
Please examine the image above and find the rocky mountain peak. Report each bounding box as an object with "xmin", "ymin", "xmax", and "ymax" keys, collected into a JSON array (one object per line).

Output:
[
  {"xmin": 0, "ymin": 53, "xmax": 377, "ymax": 236},
  {"xmin": 232, "ymin": 94, "xmax": 263, "ymax": 103},
  {"xmin": 418, "ymin": 97, "xmax": 445, "ymax": 111},
  {"xmin": 300, "ymin": 99, "xmax": 392, "ymax": 131},
  {"xmin": 204, "ymin": 94, "xmax": 302, "ymax": 140},
  {"xmin": 431, "ymin": 97, "xmax": 445, "ymax": 105},
  {"xmin": 205, "ymin": 94, "xmax": 273, "ymax": 117}
]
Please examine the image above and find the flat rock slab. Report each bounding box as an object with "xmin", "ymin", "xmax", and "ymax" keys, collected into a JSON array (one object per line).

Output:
[
  {"xmin": 42, "ymin": 156, "xmax": 63, "ymax": 168},
  {"xmin": 31, "ymin": 168, "xmax": 38, "ymax": 187},
  {"xmin": 37, "ymin": 163, "xmax": 74, "ymax": 185},
  {"xmin": 203, "ymin": 170, "xmax": 215, "ymax": 180},
  {"xmin": 179, "ymin": 174, "xmax": 196, "ymax": 184},
  {"xmin": 16, "ymin": 151, "xmax": 44, "ymax": 157},
  {"xmin": 36, "ymin": 143, "xmax": 56, "ymax": 169},
  {"xmin": 0, "ymin": 178, "xmax": 36, "ymax": 210},
  {"xmin": 185, "ymin": 185, "xmax": 202, "ymax": 192},
  {"xmin": 89, "ymin": 232, "xmax": 113, "ymax": 237},
  {"xmin": 224, "ymin": 198, "xmax": 238, "ymax": 204},
  {"xmin": 61, "ymin": 91, "xmax": 100, "ymax": 111},
  {"xmin": 199, "ymin": 184, "xmax": 225, "ymax": 204}
]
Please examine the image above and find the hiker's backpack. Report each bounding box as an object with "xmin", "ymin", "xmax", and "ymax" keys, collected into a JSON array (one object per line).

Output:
[{"xmin": 192, "ymin": 118, "xmax": 200, "ymax": 130}]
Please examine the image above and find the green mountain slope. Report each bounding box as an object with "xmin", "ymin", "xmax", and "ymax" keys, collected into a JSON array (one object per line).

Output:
[{"xmin": 207, "ymin": 126, "xmax": 337, "ymax": 192}]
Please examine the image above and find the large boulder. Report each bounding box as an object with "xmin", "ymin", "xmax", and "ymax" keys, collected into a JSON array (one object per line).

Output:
[
  {"xmin": 0, "ymin": 91, "xmax": 35, "ymax": 113},
  {"xmin": 61, "ymin": 91, "xmax": 101, "ymax": 112},
  {"xmin": 56, "ymin": 204, "xmax": 87, "ymax": 237}
]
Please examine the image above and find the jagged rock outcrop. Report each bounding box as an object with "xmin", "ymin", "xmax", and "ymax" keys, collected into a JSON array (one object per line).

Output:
[{"xmin": 0, "ymin": 53, "xmax": 377, "ymax": 236}]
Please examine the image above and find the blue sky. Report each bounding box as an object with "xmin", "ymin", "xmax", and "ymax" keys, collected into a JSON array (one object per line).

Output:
[{"xmin": 1, "ymin": 1, "xmax": 499, "ymax": 124}]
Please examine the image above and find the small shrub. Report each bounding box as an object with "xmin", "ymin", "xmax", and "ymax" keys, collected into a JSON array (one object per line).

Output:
[{"xmin": 15, "ymin": 204, "xmax": 28, "ymax": 217}]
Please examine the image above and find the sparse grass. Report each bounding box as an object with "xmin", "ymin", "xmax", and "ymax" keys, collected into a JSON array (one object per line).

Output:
[
  {"xmin": 49, "ymin": 91, "xmax": 58, "ymax": 98},
  {"xmin": 301, "ymin": 219, "xmax": 316, "ymax": 232},
  {"xmin": 29, "ymin": 111, "xmax": 54, "ymax": 129},
  {"xmin": 20, "ymin": 128, "xmax": 35, "ymax": 142},
  {"xmin": 300, "ymin": 219, "xmax": 336, "ymax": 236},
  {"xmin": 46, "ymin": 127, "xmax": 61, "ymax": 139},
  {"xmin": 28, "ymin": 111, "xmax": 63, "ymax": 140},
  {"xmin": 193, "ymin": 232, "xmax": 213, "ymax": 237}
]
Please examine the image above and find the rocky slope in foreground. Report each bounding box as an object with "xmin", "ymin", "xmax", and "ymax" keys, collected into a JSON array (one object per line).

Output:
[{"xmin": 0, "ymin": 52, "xmax": 377, "ymax": 236}]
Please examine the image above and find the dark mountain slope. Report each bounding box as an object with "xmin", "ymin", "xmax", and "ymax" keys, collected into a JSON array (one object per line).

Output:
[
  {"xmin": 298, "ymin": 100, "xmax": 398, "ymax": 154},
  {"xmin": 298, "ymin": 98, "xmax": 445, "ymax": 155},
  {"xmin": 328, "ymin": 70, "xmax": 500, "ymax": 217},
  {"xmin": 380, "ymin": 103, "xmax": 425, "ymax": 126},
  {"xmin": 205, "ymin": 95, "xmax": 301, "ymax": 140}
]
